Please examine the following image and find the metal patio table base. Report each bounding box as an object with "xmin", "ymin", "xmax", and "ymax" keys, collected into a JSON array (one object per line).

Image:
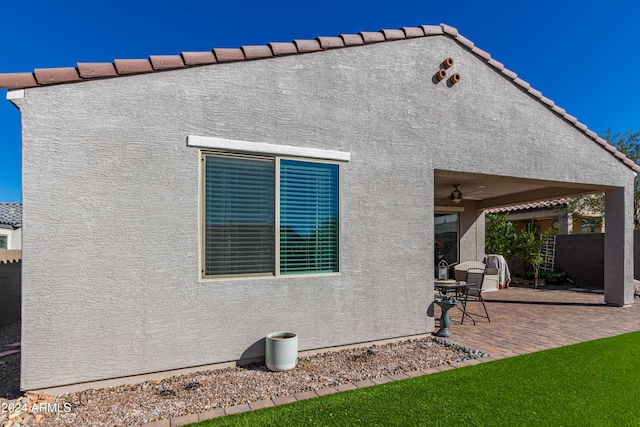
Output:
[{"xmin": 434, "ymin": 295, "xmax": 458, "ymax": 337}]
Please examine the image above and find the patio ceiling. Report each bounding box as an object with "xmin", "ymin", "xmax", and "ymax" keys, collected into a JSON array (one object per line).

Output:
[{"xmin": 434, "ymin": 170, "xmax": 614, "ymax": 210}]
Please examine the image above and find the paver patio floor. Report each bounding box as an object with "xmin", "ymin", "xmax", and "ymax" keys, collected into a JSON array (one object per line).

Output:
[{"xmin": 438, "ymin": 285, "xmax": 640, "ymax": 360}]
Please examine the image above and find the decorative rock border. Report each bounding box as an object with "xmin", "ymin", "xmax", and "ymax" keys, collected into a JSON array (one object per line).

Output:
[{"xmin": 136, "ymin": 340, "xmax": 490, "ymax": 427}]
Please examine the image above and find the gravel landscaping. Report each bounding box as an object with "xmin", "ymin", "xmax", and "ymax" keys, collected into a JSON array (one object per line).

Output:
[{"xmin": 0, "ymin": 321, "xmax": 487, "ymax": 426}]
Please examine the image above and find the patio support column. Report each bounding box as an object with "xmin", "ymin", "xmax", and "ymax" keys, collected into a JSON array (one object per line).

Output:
[
  {"xmin": 459, "ymin": 202, "xmax": 484, "ymax": 262},
  {"xmin": 604, "ymin": 185, "xmax": 634, "ymax": 306}
]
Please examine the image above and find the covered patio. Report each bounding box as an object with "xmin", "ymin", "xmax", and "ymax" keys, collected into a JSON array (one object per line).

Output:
[
  {"xmin": 433, "ymin": 170, "xmax": 635, "ymax": 307},
  {"xmin": 436, "ymin": 286, "xmax": 640, "ymax": 360}
]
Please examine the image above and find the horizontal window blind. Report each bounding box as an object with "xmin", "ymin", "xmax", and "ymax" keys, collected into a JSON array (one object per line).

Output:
[
  {"xmin": 280, "ymin": 160, "xmax": 339, "ymax": 274},
  {"xmin": 204, "ymin": 155, "xmax": 275, "ymax": 276}
]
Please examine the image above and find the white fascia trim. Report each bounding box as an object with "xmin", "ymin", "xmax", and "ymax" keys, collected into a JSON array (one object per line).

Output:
[
  {"xmin": 188, "ymin": 135, "xmax": 350, "ymax": 162},
  {"xmin": 6, "ymin": 90, "xmax": 24, "ymax": 100}
]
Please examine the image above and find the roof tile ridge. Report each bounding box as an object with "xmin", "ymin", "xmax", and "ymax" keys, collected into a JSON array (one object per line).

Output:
[
  {"xmin": 212, "ymin": 48, "xmax": 246, "ymax": 62},
  {"xmin": 316, "ymin": 36, "xmax": 345, "ymax": 49},
  {"xmin": 471, "ymin": 46, "xmax": 491, "ymax": 61},
  {"xmin": 149, "ymin": 55, "xmax": 186, "ymax": 70},
  {"xmin": 181, "ymin": 51, "xmax": 217, "ymax": 65},
  {"xmin": 339, "ymin": 33, "xmax": 365, "ymax": 46},
  {"xmin": 513, "ymin": 77, "xmax": 530, "ymax": 91},
  {"xmin": 0, "ymin": 72, "xmax": 38, "ymax": 89},
  {"xmin": 379, "ymin": 29, "xmax": 405, "ymax": 41},
  {"xmin": 268, "ymin": 41, "xmax": 298, "ymax": 56},
  {"xmin": 77, "ymin": 62, "xmax": 118, "ymax": 78},
  {"xmin": 113, "ymin": 58, "xmax": 153, "ymax": 75},
  {"xmin": 439, "ymin": 23, "xmax": 458, "ymax": 37},
  {"xmin": 34, "ymin": 67, "xmax": 82, "ymax": 85},
  {"xmin": 421, "ymin": 25, "xmax": 444, "ymax": 36},
  {"xmin": 241, "ymin": 45, "xmax": 273, "ymax": 60},
  {"xmin": 438, "ymin": 23, "xmax": 640, "ymax": 173},
  {"xmin": 358, "ymin": 31, "xmax": 385, "ymax": 44},
  {"xmin": 401, "ymin": 27, "xmax": 426, "ymax": 38},
  {"xmin": 292, "ymin": 39, "xmax": 323, "ymax": 53},
  {"xmin": 579, "ymin": 125, "xmax": 640, "ymax": 171},
  {"xmin": 0, "ymin": 24, "xmax": 438, "ymax": 90},
  {"xmin": 527, "ymin": 87, "xmax": 542, "ymax": 99}
]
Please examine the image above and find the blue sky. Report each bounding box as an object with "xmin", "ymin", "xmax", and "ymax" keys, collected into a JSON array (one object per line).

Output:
[{"xmin": 1, "ymin": 0, "xmax": 639, "ymax": 202}]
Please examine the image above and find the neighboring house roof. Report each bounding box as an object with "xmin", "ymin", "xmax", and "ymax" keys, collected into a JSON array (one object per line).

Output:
[
  {"xmin": 486, "ymin": 198, "xmax": 571, "ymax": 214},
  {"xmin": 1, "ymin": 23, "xmax": 638, "ymax": 174},
  {"xmin": 0, "ymin": 202, "xmax": 22, "ymax": 227}
]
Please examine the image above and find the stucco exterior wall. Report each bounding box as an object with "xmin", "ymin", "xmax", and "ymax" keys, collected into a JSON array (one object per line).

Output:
[{"xmin": 15, "ymin": 35, "xmax": 635, "ymax": 389}]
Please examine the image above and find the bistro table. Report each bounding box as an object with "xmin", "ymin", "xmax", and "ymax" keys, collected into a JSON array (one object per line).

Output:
[{"xmin": 433, "ymin": 280, "xmax": 475, "ymax": 337}]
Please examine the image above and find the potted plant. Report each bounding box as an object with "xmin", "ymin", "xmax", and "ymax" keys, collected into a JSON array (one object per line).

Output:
[{"xmin": 265, "ymin": 332, "xmax": 298, "ymax": 371}]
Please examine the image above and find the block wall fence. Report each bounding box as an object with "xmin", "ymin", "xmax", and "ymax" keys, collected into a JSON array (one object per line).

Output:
[{"xmin": 0, "ymin": 259, "xmax": 21, "ymax": 326}]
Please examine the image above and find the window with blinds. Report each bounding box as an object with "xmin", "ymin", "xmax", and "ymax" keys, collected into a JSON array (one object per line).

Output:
[
  {"xmin": 280, "ymin": 160, "xmax": 339, "ymax": 274},
  {"xmin": 204, "ymin": 155, "xmax": 275, "ymax": 276},
  {"xmin": 202, "ymin": 153, "xmax": 340, "ymax": 278}
]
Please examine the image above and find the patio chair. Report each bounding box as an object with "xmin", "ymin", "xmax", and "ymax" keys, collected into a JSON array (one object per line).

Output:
[
  {"xmin": 459, "ymin": 267, "xmax": 491, "ymax": 325},
  {"xmin": 454, "ymin": 261, "xmax": 499, "ymax": 292}
]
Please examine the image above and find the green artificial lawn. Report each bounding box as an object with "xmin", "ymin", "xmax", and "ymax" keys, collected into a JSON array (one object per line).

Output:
[{"xmin": 191, "ymin": 331, "xmax": 640, "ymax": 426}]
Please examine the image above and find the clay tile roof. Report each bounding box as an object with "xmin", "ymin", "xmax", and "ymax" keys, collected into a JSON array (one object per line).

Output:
[
  {"xmin": 439, "ymin": 23, "xmax": 458, "ymax": 36},
  {"xmin": 77, "ymin": 63, "xmax": 118, "ymax": 78},
  {"xmin": 421, "ymin": 25, "xmax": 444, "ymax": 36},
  {"xmin": 487, "ymin": 58, "xmax": 505, "ymax": 71},
  {"xmin": 358, "ymin": 31, "xmax": 385, "ymax": 44},
  {"xmin": 486, "ymin": 198, "xmax": 572, "ymax": 214},
  {"xmin": 594, "ymin": 137, "xmax": 608, "ymax": 147},
  {"xmin": 268, "ymin": 41, "xmax": 298, "ymax": 56},
  {"xmin": 1, "ymin": 22, "xmax": 638, "ymax": 174},
  {"xmin": 34, "ymin": 67, "xmax": 82, "ymax": 85},
  {"xmin": 212, "ymin": 48, "xmax": 245, "ymax": 62},
  {"xmin": 241, "ymin": 45, "xmax": 273, "ymax": 60},
  {"xmin": 471, "ymin": 46, "xmax": 491, "ymax": 61},
  {"xmin": 316, "ymin": 36, "xmax": 345, "ymax": 49},
  {"xmin": 401, "ymin": 27, "xmax": 425, "ymax": 38},
  {"xmin": 114, "ymin": 59, "xmax": 153, "ymax": 75},
  {"xmin": 293, "ymin": 39, "xmax": 322, "ymax": 53},
  {"xmin": 149, "ymin": 55, "xmax": 186, "ymax": 70},
  {"xmin": 380, "ymin": 29, "xmax": 405, "ymax": 41},
  {"xmin": 563, "ymin": 113, "xmax": 578, "ymax": 124},
  {"xmin": 339, "ymin": 33, "xmax": 364, "ymax": 46},
  {"xmin": 0, "ymin": 203, "xmax": 21, "ymax": 228},
  {"xmin": 180, "ymin": 51, "xmax": 217, "ymax": 65},
  {"xmin": 0, "ymin": 72, "xmax": 38, "ymax": 89}
]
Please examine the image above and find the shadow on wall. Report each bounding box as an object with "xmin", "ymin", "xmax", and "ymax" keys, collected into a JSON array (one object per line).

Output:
[
  {"xmin": 239, "ymin": 337, "xmax": 266, "ymax": 366},
  {"xmin": 427, "ymin": 301, "xmax": 435, "ymax": 319}
]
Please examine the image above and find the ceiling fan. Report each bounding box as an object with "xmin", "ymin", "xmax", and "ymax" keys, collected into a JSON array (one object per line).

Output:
[{"xmin": 450, "ymin": 184, "xmax": 493, "ymax": 203}]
